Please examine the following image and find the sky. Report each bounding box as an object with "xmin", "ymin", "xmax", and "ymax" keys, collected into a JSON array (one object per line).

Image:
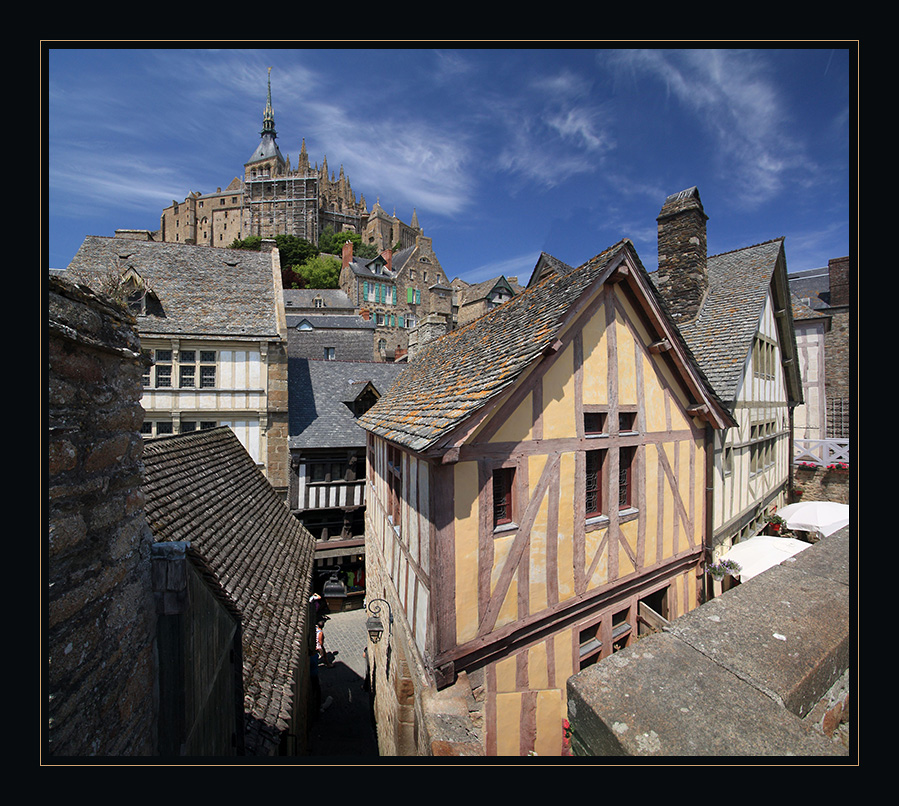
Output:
[{"xmin": 46, "ymin": 45, "xmax": 855, "ymax": 285}]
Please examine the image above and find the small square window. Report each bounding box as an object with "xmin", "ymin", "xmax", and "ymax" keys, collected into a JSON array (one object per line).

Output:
[
  {"xmin": 493, "ymin": 467, "xmax": 515, "ymax": 529},
  {"xmin": 619, "ymin": 412, "xmax": 637, "ymax": 433},
  {"xmin": 585, "ymin": 412, "xmax": 606, "ymax": 435}
]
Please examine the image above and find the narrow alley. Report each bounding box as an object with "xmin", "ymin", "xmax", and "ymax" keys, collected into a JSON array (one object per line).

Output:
[{"xmin": 307, "ymin": 607, "xmax": 380, "ymax": 758}]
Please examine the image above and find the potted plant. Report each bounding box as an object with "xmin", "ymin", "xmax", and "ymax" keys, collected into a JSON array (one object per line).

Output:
[
  {"xmin": 826, "ymin": 462, "xmax": 849, "ymax": 473},
  {"xmin": 765, "ymin": 513, "xmax": 786, "ymax": 535},
  {"xmin": 707, "ymin": 558, "xmax": 742, "ymax": 582}
]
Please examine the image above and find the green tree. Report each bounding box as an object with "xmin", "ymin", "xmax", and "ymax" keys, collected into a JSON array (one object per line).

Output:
[
  {"xmin": 275, "ymin": 234, "xmax": 317, "ymax": 268},
  {"xmin": 228, "ymin": 235, "xmax": 263, "ymax": 251},
  {"xmin": 293, "ymin": 254, "xmax": 341, "ymax": 289},
  {"xmin": 318, "ymin": 227, "xmax": 379, "ymax": 259}
]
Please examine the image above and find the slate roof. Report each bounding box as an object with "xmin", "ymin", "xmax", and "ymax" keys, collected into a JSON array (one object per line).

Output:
[
  {"xmin": 343, "ymin": 245, "xmax": 415, "ymax": 281},
  {"xmin": 286, "ymin": 313, "xmax": 375, "ymax": 331},
  {"xmin": 791, "ymin": 293, "xmax": 829, "ymax": 322},
  {"xmin": 788, "ymin": 267, "xmax": 832, "ymax": 311},
  {"xmin": 66, "ymin": 236, "xmax": 282, "ymax": 340},
  {"xmin": 283, "ymin": 288, "xmax": 354, "ymax": 311},
  {"xmin": 656, "ymin": 238, "xmax": 789, "ymax": 405},
  {"xmin": 458, "ymin": 275, "xmax": 521, "ymax": 305},
  {"xmin": 357, "ymin": 239, "xmax": 727, "ymax": 453},
  {"xmin": 289, "ymin": 359, "xmax": 406, "ymax": 450},
  {"xmin": 141, "ymin": 427, "xmax": 315, "ymax": 756},
  {"xmin": 526, "ymin": 251, "xmax": 575, "ymax": 287}
]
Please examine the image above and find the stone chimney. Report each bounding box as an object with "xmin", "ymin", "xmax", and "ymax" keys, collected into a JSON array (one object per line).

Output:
[
  {"xmin": 342, "ymin": 240, "xmax": 354, "ymax": 269},
  {"xmin": 655, "ymin": 187, "xmax": 709, "ymax": 322},
  {"xmin": 407, "ymin": 313, "xmax": 450, "ymax": 361},
  {"xmin": 828, "ymin": 256, "xmax": 850, "ymax": 308}
]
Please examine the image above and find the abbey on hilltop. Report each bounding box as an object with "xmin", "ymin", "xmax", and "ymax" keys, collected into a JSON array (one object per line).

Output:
[{"xmin": 149, "ymin": 69, "xmax": 422, "ymax": 255}]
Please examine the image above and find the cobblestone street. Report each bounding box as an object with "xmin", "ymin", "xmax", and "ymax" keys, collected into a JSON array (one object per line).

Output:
[{"xmin": 307, "ymin": 607, "xmax": 379, "ymax": 758}]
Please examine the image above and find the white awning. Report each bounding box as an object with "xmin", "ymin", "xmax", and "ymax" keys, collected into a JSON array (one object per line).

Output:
[{"xmin": 721, "ymin": 535, "xmax": 812, "ymax": 581}]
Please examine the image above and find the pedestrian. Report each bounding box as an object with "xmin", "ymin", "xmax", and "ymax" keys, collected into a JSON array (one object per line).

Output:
[{"xmin": 315, "ymin": 618, "xmax": 334, "ymax": 667}]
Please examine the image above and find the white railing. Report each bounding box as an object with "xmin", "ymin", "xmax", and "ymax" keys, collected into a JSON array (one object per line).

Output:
[
  {"xmin": 793, "ymin": 439, "xmax": 850, "ymax": 467},
  {"xmin": 303, "ymin": 480, "xmax": 366, "ymax": 511}
]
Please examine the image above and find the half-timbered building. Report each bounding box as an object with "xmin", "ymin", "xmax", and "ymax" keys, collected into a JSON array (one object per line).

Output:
[
  {"xmin": 651, "ymin": 188, "xmax": 803, "ymax": 568},
  {"xmin": 357, "ymin": 238, "xmax": 733, "ymax": 756}
]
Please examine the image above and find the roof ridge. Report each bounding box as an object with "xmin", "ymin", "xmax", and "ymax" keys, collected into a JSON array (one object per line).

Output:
[{"xmin": 709, "ymin": 236, "xmax": 784, "ymax": 260}]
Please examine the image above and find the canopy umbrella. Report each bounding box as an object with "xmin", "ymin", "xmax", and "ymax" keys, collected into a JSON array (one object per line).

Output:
[
  {"xmin": 776, "ymin": 501, "xmax": 850, "ymax": 537},
  {"xmin": 720, "ymin": 535, "xmax": 812, "ymax": 581}
]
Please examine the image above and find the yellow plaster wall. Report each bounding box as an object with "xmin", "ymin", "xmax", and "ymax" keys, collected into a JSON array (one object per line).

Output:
[
  {"xmin": 619, "ymin": 519, "xmax": 639, "ymax": 577},
  {"xmin": 495, "ymin": 693, "xmax": 522, "ymax": 756},
  {"xmin": 454, "ymin": 462, "xmax": 481, "ymax": 644},
  {"xmin": 556, "ymin": 453, "xmax": 576, "ymax": 601},
  {"xmin": 581, "ymin": 302, "xmax": 608, "ymax": 405},
  {"xmin": 542, "ymin": 346, "xmax": 575, "ymax": 439},
  {"xmin": 490, "ymin": 392, "xmax": 533, "ymax": 444},
  {"xmin": 615, "ymin": 311, "xmax": 638, "ymax": 405},
  {"xmin": 642, "ymin": 447, "xmax": 660, "ymax": 566}
]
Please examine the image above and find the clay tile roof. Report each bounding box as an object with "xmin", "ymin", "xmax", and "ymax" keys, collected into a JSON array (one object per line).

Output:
[
  {"xmin": 141, "ymin": 427, "xmax": 315, "ymax": 756},
  {"xmin": 357, "ymin": 241, "xmax": 631, "ymax": 452}
]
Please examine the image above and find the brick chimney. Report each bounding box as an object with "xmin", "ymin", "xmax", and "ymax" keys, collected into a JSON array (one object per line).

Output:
[
  {"xmin": 342, "ymin": 240, "xmax": 354, "ymax": 269},
  {"xmin": 655, "ymin": 187, "xmax": 709, "ymax": 322},
  {"xmin": 380, "ymin": 248, "xmax": 393, "ymax": 272}
]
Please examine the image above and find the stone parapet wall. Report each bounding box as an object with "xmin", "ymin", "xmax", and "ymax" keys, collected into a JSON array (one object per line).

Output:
[
  {"xmin": 47, "ymin": 276, "xmax": 159, "ymax": 756},
  {"xmin": 567, "ymin": 529, "xmax": 852, "ymax": 758}
]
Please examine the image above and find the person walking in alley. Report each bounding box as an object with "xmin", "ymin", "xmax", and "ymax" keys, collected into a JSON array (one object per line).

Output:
[{"xmin": 315, "ymin": 618, "xmax": 334, "ymax": 667}]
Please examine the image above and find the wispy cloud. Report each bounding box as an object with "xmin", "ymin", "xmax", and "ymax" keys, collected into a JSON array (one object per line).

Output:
[
  {"xmin": 496, "ymin": 67, "xmax": 614, "ymax": 189},
  {"xmin": 607, "ymin": 49, "xmax": 816, "ymax": 207}
]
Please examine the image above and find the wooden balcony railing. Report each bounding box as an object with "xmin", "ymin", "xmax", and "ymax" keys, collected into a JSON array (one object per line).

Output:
[{"xmin": 793, "ymin": 439, "xmax": 850, "ymax": 467}]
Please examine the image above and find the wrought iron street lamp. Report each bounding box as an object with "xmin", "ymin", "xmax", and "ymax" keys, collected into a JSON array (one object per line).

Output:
[{"xmin": 365, "ymin": 598, "xmax": 393, "ymax": 644}]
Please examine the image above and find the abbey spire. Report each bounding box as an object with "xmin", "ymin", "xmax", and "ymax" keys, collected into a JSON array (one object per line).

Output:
[
  {"xmin": 245, "ymin": 67, "xmax": 286, "ymax": 178},
  {"xmin": 261, "ymin": 66, "xmax": 277, "ymax": 138}
]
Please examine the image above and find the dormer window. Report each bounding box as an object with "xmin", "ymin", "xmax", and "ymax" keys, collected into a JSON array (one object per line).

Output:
[
  {"xmin": 297, "ymin": 319, "xmax": 314, "ymax": 331},
  {"xmin": 120, "ymin": 269, "xmax": 160, "ymax": 316}
]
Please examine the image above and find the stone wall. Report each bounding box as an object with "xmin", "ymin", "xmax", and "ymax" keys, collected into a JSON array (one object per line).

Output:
[
  {"xmin": 47, "ymin": 276, "xmax": 159, "ymax": 756},
  {"xmin": 567, "ymin": 528, "xmax": 852, "ymax": 758},
  {"xmin": 266, "ymin": 338, "xmax": 291, "ymax": 498},
  {"xmin": 792, "ymin": 464, "xmax": 851, "ymax": 506}
]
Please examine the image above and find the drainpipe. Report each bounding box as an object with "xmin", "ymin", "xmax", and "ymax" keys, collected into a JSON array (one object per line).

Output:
[{"xmin": 703, "ymin": 424, "xmax": 715, "ymax": 603}]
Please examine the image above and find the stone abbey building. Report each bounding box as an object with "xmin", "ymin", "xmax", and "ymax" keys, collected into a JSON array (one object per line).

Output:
[{"xmin": 156, "ymin": 68, "xmax": 423, "ymax": 257}]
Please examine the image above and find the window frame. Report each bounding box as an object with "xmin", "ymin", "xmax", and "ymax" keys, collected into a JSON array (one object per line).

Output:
[{"xmin": 492, "ymin": 466, "xmax": 516, "ymax": 531}]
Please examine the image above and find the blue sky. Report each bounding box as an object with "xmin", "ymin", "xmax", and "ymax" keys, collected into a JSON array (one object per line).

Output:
[{"xmin": 46, "ymin": 46, "xmax": 854, "ymax": 284}]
